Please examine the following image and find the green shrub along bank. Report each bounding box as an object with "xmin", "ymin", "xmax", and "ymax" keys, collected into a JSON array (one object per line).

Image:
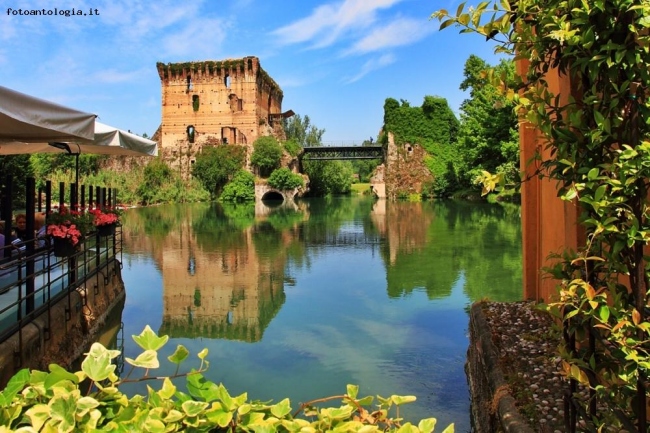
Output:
[{"xmin": 0, "ymin": 326, "xmax": 453, "ymax": 432}]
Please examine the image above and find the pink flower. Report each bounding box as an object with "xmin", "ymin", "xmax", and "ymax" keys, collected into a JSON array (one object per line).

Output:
[{"xmin": 47, "ymin": 223, "xmax": 83, "ymax": 246}]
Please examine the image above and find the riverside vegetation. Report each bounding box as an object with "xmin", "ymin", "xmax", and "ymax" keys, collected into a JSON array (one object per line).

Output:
[
  {"xmin": 0, "ymin": 326, "xmax": 453, "ymax": 432},
  {"xmin": 433, "ymin": 0, "xmax": 650, "ymax": 428}
]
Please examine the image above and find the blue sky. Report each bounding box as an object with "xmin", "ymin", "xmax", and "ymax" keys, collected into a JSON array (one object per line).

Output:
[{"xmin": 1, "ymin": 0, "xmax": 504, "ymax": 143}]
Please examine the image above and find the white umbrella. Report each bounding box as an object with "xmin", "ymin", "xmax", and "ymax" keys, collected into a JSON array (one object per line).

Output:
[
  {"xmin": 0, "ymin": 121, "xmax": 157, "ymax": 157},
  {"xmin": 0, "ymin": 85, "xmax": 95, "ymax": 143}
]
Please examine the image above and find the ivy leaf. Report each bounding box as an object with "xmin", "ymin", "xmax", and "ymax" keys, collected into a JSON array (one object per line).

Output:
[
  {"xmin": 187, "ymin": 373, "xmax": 220, "ymax": 402},
  {"xmin": 82, "ymin": 351, "xmax": 116, "ymax": 382},
  {"xmin": 25, "ymin": 404, "xmax": 51, "ymax": 431},
  {"xmin": 391, "ymin": 395, "xmax": 417, "ymax": 405},
  {"xmin": 86, "ymin": 342, "xmax": 121, "ymax": 360},
  {"xmin": 441, "ymin": 423, "xmax": 455, "ymax": 433},
  {"xmin": 168, "ymin": 345, "xmax": 190, "ymax": 365},
  {"xmin": 419, "ymin": 418, "xmax": 437, "ymax": 433},
  {"xmin": 132, "ymin": 325, "xmax": 169, "ymax": 351},
  {"xmin": 0, "ymin": 369, "xmax": 30, "ymax": 407},
  {"xmin": 125, "ymin": 350, "xmax": 159, "ymax": 369},
  {"xmin": 396, "ymin": 423, "xmax": 418, "ymax": 433},
  {"xmin": 206, "ymin": 408, "xmax": 234, "ymax": 428},
  {"xmin": 49, "ymin": 393, "xmax": 76, "ymax": 432},
  {"xmin": 198, "ymin": 348, "xmax": 209, "ymax": 360},
  {"xmin": 346, "ymin": 384, "xmax": 359, "ymax": 400},
  {"xmin": 45, "ymin": 364, "xmax": 79, "ymax": 389},
  {"xmin": 326, "ymin": 406, "xmax": 354, "ymax": 420},
  {"xmin": 159, "ymin": 378, "xmax": 176, "ymax": 400},
  {"xmin": 270, "ymin": 398, "xmax": 292, "ymax": 418},
  {"xmin": 182, "ymin": 400, "xmax": 209, "ymax": 417}
]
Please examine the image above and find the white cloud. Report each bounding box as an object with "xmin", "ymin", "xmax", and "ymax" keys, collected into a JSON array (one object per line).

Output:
[
  {"xmin": 344, "ymin": 53, "xmax": 395, "ymax": 83},
  {"xmin": 344, "ymin": 17, "xmax": 435, "ymax": 55},
  {"xmin": 161, "ymin": 18, "xmax": 228, "ymax": 59},
  {"xmin": 271, "ymin": 0, "xmax": 405, "ymax": 48}
]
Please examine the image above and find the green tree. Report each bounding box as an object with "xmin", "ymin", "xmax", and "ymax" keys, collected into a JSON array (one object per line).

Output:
[
  {"xmin": 30, "ymin": 154, "xmax": 100, "ymax": 189},
  {"xmin": 136, "ymin": 158, "xmax": 175, "ymax": 205},
  {"xmin": 283, "ymin": 114, "xmax": 325, "ymax": 147},
  {"xmin": 220, "ymin": 170, "xmax": 255, "ymax": 202},
  {"xmin": 268, "ymin": 167, "xmax": 304, "ymax": 190},
  {"xmin": 0, "ymin": 155, "xmax": 32, "ymax": 213},
  {"xmin": 456, "ymin": 55, "xmax": 519, "ymax": 187},
  {"xmin": 192, "ymin": 145, "xmax": 246, "ymax": 199},
  {"xmin": 304, "ymin": 160, "xmax": 354, "ymax": 196},
  {"xmin": 251, "ymin": 136, "xmax": 283, "ymax": 177},
  {"xmin": 351, "ymin": 140, "xmax": 381, "ymax": 182}
]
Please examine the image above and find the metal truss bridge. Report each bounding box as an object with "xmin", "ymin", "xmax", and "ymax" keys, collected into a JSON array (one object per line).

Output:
[{"xmin": 301, "ymin": 145, "xmax": 384, "ymax": 161}]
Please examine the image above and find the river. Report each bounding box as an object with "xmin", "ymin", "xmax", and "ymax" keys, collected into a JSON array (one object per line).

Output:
[{"xmin": 115, "ymin": 197, "xmax": 523, "ymax": 431}]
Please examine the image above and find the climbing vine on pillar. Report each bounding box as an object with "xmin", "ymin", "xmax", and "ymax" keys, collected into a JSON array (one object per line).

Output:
[{"xmin": 432, "ymin": 0, "xmax": 650, "ymax": 429}]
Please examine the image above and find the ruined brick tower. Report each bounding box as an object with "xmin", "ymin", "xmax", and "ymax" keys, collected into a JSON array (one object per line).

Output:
[{"xmin": 156, "ymin": 56, "xmax": 291, "ymax": 177}]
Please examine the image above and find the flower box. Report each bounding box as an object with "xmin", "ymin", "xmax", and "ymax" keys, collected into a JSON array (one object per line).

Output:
[
  {"xmin": 52, "ymin": 237, "xmax": 78, "ymax": 258},
  {"xmin": 97, "ymin": 223, "xmax": 116, "ymax": 237}
]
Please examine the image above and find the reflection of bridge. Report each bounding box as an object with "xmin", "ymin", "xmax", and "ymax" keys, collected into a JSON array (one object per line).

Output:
[
  {"xmin": 301, "ymin": 145, "xmax": 384, "ymax": 161},
  {"xmin": 307, "ymin": 231, "xmax": 383, "ymax": 246}
]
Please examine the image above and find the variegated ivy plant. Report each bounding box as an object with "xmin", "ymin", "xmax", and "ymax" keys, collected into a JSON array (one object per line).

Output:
[
  {"xmin": 431, "ymin": 0, "xmax": 650, "ymax": 429},
  {"xmin": 0, "ymin": 326, "xmax": 452, "ymax": 432}
]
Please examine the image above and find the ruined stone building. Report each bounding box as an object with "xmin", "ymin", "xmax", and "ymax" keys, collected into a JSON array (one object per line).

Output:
[{"xmin": 156, "ymin": 56, "xmax": 293, "ymax": 177}]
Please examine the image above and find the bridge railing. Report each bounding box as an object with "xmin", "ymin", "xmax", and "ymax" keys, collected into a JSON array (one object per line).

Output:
[{"xmin": 320, "ymin": 140, "xmax": 374, "ymax": 147}]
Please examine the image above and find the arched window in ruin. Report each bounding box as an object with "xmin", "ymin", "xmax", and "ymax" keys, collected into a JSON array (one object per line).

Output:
[
  {"xmin": 186, "ymin": 75, "xmax": 192, "ymax": 92},
  {"xmin": 192, "ymin": 95, "xmax": 199, "ymax": 112},
  {"xmin": 225, "ymin": 74, "xmax": 231, "ymax": 89},
  {"xmin": 186, "ymin": 125, "xmax": 195, "ymax": 143}
]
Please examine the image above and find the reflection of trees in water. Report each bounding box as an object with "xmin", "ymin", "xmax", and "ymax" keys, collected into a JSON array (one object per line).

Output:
[{"xmin": 384, "ymin": 201, "xmax": 522, "ymax": 302}]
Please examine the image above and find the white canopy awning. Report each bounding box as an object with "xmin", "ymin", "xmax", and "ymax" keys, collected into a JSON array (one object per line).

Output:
[{"xmin": 0, "ymin": 85, "xmax": 96, "ymax": 143}]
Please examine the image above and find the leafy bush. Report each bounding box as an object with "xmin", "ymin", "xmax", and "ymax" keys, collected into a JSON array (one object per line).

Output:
[
  {"xmin": 220, "ymin": 170, "xmax": 255, "ymax": 202},
  {"xmin": 251, "ymin": 136, "xmax": 283, "ymax": 176},
  {"xmin": 192, "ymin": 145, "xmax": 246, "ymax": 198},
  {"xmin": 268, "ymin": 168, "xmax": 303, "ymax": 190},
  {"xmin": 303, "ymin": 160, "xmax": 353, "ymax": 196},
  {"xmin": 282, "ymin": 139, "xmax": 302, "ymax": 157},
  {"xmin": 0, "ymin": 326, "xmax": 453, "ymax": 432}
]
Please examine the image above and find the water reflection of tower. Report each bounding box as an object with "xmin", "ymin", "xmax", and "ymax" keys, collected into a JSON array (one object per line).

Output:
[{"xmin": 160, "ymin": 221, "xmax": 286, "ymax": 342}]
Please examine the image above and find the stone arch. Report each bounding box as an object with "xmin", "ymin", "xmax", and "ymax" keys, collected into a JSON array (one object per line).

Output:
[{"xmin": 261, "ymin": 190, "xmax": 284, "ymax": 202}]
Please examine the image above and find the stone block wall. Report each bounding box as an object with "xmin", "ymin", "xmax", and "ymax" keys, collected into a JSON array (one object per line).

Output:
[
  {"xmin": 466, "ymin": 303, "xmax": 535, "ymax": 433},
  {"xmin": 0, "ymin": 261, "xmax": 125, "ymax": 387}
]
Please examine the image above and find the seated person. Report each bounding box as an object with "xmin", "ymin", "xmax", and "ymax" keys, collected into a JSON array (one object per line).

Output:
[
  {"xmin": 12, "ymin": 213, "xmax": 28, "ymax": 240},
  {"xmin": 34, "ymin": 212, "xmax": 47, "ymax": 249}
]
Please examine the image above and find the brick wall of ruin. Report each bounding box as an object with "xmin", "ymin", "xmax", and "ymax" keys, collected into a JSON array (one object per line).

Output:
[{"xmin": 156, "ymin": 57, "xmax": 286, "ymax": 178}]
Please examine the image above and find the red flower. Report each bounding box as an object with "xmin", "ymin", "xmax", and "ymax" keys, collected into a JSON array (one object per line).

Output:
[{"xmin": 88, "ymin": 208, "xmax": 120, "ymax": 227}]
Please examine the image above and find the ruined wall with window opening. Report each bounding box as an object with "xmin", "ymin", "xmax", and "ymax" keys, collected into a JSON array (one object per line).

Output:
[{"xmin": 156, "ymin": 56, "xmax": 288, "ymax": 179}]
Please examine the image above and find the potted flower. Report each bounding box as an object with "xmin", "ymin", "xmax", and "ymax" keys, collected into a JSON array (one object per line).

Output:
[
  {"xmin": 89, "ymin": 207, "xmax": 122, "ymax": 237},
  {"xmin": 46, "ymin": 206, "xmax": 89, "ymax": 257}
]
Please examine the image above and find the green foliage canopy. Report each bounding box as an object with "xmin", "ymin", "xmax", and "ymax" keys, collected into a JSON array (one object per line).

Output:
[
  {"xmin": 220, "ymin": 170, "xmax": 255, "ymax": 202},
  {"xmin": 268, "ymin": 167, "xmax": 304, "ymax": 190},
  {"xmin": 192, "ymin": 145, "xmax": 246, "ymax": 199},
  {"xmin": 283, "ymin": 114, "xmax": 325, "ymax": 147},
  {"xmin": 455, "ymin": 56, "xmax": 519, "ymax": 187},
  {"xmin": 251, "ymin": 136, "xmax": 283, "ymax": 176}
]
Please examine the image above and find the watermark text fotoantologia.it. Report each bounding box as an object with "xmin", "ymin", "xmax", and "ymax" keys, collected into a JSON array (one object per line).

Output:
[{"xmin": 7, "ymin": 8, "xmax": 99, "ymax": 17}]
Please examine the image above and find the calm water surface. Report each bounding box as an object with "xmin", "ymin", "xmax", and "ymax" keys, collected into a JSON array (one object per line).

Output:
[{"xmin": 116, "ymin": 197, "xmax": 522, "ymax": 432}]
